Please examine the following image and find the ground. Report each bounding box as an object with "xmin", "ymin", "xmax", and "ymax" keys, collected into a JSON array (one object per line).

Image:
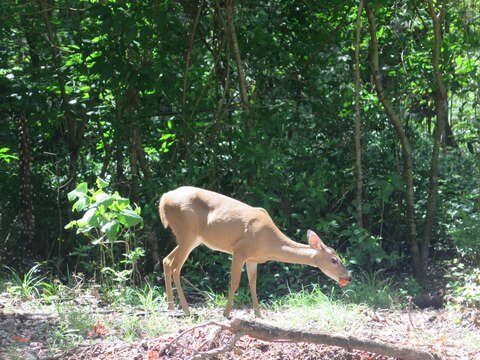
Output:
[{"xmin": 1, "ymin": 290, "xmax": 479, "ymax": 360}]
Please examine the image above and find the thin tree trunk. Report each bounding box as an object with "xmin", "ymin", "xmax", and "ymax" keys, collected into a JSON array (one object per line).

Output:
[
  {"xmin": 182, "ymin": 0, "xmax": 204, "ymax": 108},
  {"xmin": 225, "ymin": 0, "xmax": 254, "ymax": 187},
  {"xmin": 133, "ymin": 126, "xmax": 151, "ymax": 181},
  {"xmin": 128, "ymin": 118, "xmax": 144, "ymax": 204},
  {"xmin": 18, "ymin": 114, "xmax": 35, "ymax": 257},
  {"xmin": 114, "ymin": 101, "xmax": 128, "ymax": 194},
  {"xmin": 423, "ymin": 0, "xmax": 448, "ymax": 266},
  {"xmin": 225, "ymin": 0, "xmax": 249, "ymax": 111},
  {"xmin": 366, "ymin": 5, "xmax": 424, "ymax": 283},
  {"xmin": 443, "ymin": 119, "xmax": 456, "ymax": 147},
  {"xmin": 354, "ymin": 0, "xmax": 365, "ymax": 228}
]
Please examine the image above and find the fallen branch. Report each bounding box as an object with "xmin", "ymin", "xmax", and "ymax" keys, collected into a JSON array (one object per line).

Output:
[
  {"xmin": 168, "ymin": 317, "xmax": 442, "ymax": 360},
  {"xmin": 230, "ymin": 318, "xmax": 442, "ymax": 360}
]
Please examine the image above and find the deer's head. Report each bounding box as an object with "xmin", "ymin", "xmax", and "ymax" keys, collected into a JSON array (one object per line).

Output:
[{"xmin": 307, "ymin": 230, "xmax": 351, "ymax": 286}]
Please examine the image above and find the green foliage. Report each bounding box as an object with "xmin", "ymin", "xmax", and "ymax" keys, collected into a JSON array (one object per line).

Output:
[
  {"xmin": 343, "ymin": 225, "xmax": 400, "ymax": 271},
  {"xmin": 65, "ymin": 179, "xmax": 144, "ymax": 283},
  {"xmin": 445, "ymin": 260, "xmax": 480, "ymax": 307},
  {"xmin": 0, "ymin": 147, "xmax": 18, "ymax": 163},
  {"xmin": 446, "ymin": 188, "xmax": 480, "ymax": 262},
  {"xmin": 66, "ymin": 179, "xmax": 143, "ymax": 239}
]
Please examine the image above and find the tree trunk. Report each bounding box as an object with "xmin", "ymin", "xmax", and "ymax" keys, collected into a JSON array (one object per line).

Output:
[
  {"xmin": 128, "ymin": 119, "xmax": 141, "ymax": 204},
  {"xmin": 18, "ymin": 114, "xmax": 35, "ymax": 257},
  {"xmin": 443, "ymin": 118, "xmax": 457, "ymax": 147},
  {"xmin": 182, "ymin": 0, "xmax": 204, "ymax": 109},
  {"xmin": 225, "ymin": 0, "xmax": 249, "ymax": 112},
  {"xmin": 423, "ymin": 0, "xmax": 448, "ymax": 266},
  {"xmin": 354, "ymin": 0, "xmax": 365, "ymax": 228},
  {"xmin": 366, "ymin": 5, "xmax": 424, "ymax": 283},
  {"xmin": 225, "ymin": 0, "xmax": 254, "ymax": 187}
]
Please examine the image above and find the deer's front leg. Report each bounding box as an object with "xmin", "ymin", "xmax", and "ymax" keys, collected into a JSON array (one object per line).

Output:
[{"xmin": 223, "ymin": 253, "xmax": 246, "ymax": 318}]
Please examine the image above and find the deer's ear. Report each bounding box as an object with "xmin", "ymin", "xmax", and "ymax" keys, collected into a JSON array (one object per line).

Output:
[{"xmin": 307, "ymin": 230, "xmax": 326, "ymax": 250}]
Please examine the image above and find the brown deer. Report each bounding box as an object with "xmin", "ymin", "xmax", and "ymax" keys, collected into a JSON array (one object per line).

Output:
[{"xmin": 159, "ymin": 186, "xmax": 351, "ymax": 317}]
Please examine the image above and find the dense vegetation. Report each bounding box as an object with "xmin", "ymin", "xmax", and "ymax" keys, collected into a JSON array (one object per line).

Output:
[{"xmin": 1, "ymin": 0, "xmax": 479, "ymax": 303}]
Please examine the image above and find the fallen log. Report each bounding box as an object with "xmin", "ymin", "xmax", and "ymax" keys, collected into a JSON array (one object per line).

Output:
[{"xmin": 229, "ymin": 318, "xmax": 442, "ymax": 360}]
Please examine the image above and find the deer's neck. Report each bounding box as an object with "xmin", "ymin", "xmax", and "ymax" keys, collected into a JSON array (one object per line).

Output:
[{"xmin": 271, "ymin": 242, "xmax": 317, "ymax": 266}]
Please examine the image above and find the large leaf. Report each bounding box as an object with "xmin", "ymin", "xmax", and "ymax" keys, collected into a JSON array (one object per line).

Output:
[
  {"xmin": 64, "ymin": 220, "xmax": 77, "ymax": 230},
  {"xmin": 96, "ymin": 178, "xmax": 109, "ymax": 189},
  {"xmin": 72, "ymin": 196, "xmax": 89, "ymax": 212},
  {"xmin": 119, "ymin": 209, "xmax": 143, "ymax": 228},
  {"xmin": 94, "ymin": 192, "xmax": 114, "ymax": 208},
  {"xmin": 101, "ymin": 220, "xmax": 121, "ymax": 241},
  {"xmin": 78, "ymin": 208, "xmax": 98, "ymax": 227},
  {"xmin": 67, "ymin": 182, "xmax": 88, "ymax": 202}
]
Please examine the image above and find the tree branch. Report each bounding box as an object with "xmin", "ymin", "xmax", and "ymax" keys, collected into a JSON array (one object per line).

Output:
[
  {"xmin": 168, "ymin": 318, "xmax": 442, "ymax": 360},
  {"xmin": 229, "ymin": 318, "xmax": 441, "ymax": 360}
]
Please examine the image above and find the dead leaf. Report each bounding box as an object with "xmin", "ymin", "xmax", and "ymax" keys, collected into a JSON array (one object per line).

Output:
[
  {"xmin": 436, "ymin": 335, "xmax": 447, "ymax": 346},
  {"xmin": 12, "ymin": 336, "xmax": 30, "ymax": 342},
  {"xmin": 88, "ymin": 320, "xmax": 108, "ymax": 337},
  {"xmin": 146, "ymin": 350, "xmax": 160, "ymax": 359}
]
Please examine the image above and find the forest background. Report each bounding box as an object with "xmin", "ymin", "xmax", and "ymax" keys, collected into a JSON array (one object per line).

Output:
[{"xmin": 0, "ymin": 0, "xmax": 479, "ymax": 302}]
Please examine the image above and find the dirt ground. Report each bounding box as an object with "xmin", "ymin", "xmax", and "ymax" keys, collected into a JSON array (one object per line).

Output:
[{"xmin": 1, "ymin": 303, "xmax": 479, "ymax": 360}]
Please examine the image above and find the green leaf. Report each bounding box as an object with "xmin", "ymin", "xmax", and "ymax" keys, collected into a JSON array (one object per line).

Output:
[
  {"xmin": 78, "ymin": 208, "xmax": 98, "ymax": 227},
  {"xmin": 110, "ymin": 198, "xmax": 130, "ymax": 211},
  {"xmin": 64, "ymin": 220, "xmax": 77, "ymax": 230},
  {"xmin": 67, "ymin": 182, "xmax": 88, "ymax": 202},
  {"xmin": 119, "ymin": 209, "xmax": 143, "ymax": 228},
  {"xmin": 96, "ymin": 178, "xmax": 109, "ymax": 189},
  {"xmin": 72, "ymin": 197, "xmax": 89, "ymax": 212},
  {"xmin": 101, "ymin": 220, "xmax": 120, "ymax": 241},
  {"xmin": 94, "ymin": 192, "xmax": 114, "ymax": 207}
]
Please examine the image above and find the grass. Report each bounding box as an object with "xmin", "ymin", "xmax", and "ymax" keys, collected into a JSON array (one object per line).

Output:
[
  {"xmin": 341, "ymin": 270, "xmax": 412, "ymax": 309},
  {"xmin": 3, "ymin": 263, "xmax": 46, "ymax": 299},
  {"xmin": 268, "ymin": 284, "xmax": 365, "ymax": 332}
]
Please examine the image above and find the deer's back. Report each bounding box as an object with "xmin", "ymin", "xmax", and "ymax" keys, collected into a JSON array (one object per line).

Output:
[{"xmin": 160, "ymin": 186, "xmax": 276, "ymax": 254}]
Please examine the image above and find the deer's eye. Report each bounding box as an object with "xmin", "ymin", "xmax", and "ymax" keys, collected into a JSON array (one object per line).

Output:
[{"xmin": 331, "ymin": 257, "xmax": 338, "ymax": 264}]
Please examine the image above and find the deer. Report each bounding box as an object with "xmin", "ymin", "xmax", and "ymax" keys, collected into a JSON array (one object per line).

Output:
[{"xmin": 159, "ymin": 186, "xmax": 351, "ymax": 318}]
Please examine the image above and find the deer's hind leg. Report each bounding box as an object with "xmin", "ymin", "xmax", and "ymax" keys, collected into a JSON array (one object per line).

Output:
[
  {"xmin": 246, "ymin": 261, "xmax": 263, "ymax": 318},
  {"xmin": 170, "ymin": 240, "xmax": 198, "ymax": 315},
  {"xmin": 163, "ymin": 246, "xmax": 179, "ymax": 310},
  {"xmin": 223, "ymin": 252, "xmax": 247, "ymax": 318}
]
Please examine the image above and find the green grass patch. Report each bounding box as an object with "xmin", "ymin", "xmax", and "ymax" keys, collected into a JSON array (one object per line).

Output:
[
  {"xmin": 269, "ymin": 285, "xmax": 365, "ymax": 332},
  {"xmin": 341, "ymin": 271, "xmax": 415, "ymax": 309}
]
